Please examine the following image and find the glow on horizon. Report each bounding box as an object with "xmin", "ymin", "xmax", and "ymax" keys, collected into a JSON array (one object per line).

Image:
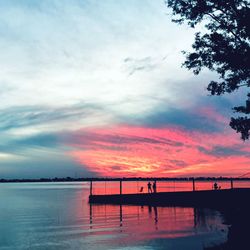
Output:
[{"xmin": 68, "ymin": 125, "xmax": 250, "ymax": 177}]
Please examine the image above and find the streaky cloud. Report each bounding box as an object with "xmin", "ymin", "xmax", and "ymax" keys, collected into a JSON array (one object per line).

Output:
[
  {"xmin": 198, "ymin": 145, "xmax": 250, "ymax": 158},
  {"xmin": 66, "ymin": 124, "xmax": 250, "ymax": 177},
  {"xmin": 0, "ymin": 103, "xmax": 105, "ymax": 131}
]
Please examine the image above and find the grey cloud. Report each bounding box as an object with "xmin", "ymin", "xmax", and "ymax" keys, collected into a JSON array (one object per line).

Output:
[
  {"xmin": 111, "ymin": 165, "xmax": 122, "ymax": 170},
  {"xmin": 0, "ymin": 152, "xmax": 96, "ymax": 179},
  {"xmin": 169, "ymin": 159, "xmax": 188, "ymax": 167},
  {"xmin": 0, "ymin": 132, "xmax": 62, "ymax": 157},
  {"xmin": 0, "ymin": 103, "xmax": 103, "ymax": 131},
  {"xmin": 123, "ymin": 56, "xmax": 159, "ymax": 76},
  {"xmin": 133, "ymin": 94, "xmax": 234, "ymax": 133},
  {"xmin": 140, "ymin": 108, "xmax": 223, "ymax": 133},
  {"xmin": 67, "ymin": 131, "xmax": 183, "ymax": 149},
  {"xmin": 198, "ymin": 145, "xmax": 250, "ymax": 158},
  {"xmin": 0, "ymin": 130, "xmax": 98, "ymax": 178},
  {"xmin": 159, "ymin": 138, "xmax": 183, "ymax": 147}
]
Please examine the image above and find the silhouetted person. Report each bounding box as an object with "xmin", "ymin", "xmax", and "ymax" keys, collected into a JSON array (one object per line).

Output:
[
  {"xmin": 153, "ymin": 180, "xmax": 157, "ymax": 193},
  {"xmin": 213, "ymin": 182, "xmax": 218, "ymax": 190},
  {"xmin": 147, "ymin": 182, "xmax": 152, "ymax": 193}
]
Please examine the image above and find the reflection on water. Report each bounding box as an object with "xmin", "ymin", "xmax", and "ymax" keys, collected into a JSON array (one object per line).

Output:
[
  {"xmin": 0, "ymin": 182, "xmax": 228, "ymax": 250},
  {"xmin": 89, "ymin": 205, "xmax": 227, "ymax": 244}
]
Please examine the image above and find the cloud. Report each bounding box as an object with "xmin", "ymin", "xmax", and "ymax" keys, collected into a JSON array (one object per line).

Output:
[
  {"xmin": 66, "ymin": 124, "xmax": 250, "ymax": 177},
  {"xmin": 0, "ymin": 133, "xmax": 60, "ymax": 155},
  {"xmin": 135, "ymin": 99, "xmax": 230, "ymax": 133},
  {"xmin": 0, "ymin": 103, "xmax": 109, "ymax": 132},
  {"xmin": 198, "ymin": 145, "xmax": 250, "ymax": 158},
  {"xmin": 0, "ymin": 130, "xmax": 97, "ymax": 178},
  {"xmin": 0, "ymin": 151, "xmax": 96, "ymax": 179},
  {"xmin": 141, "ymin": 107, "xmax": 223, "ymax": 132},
  {"xmin": 123, "ymin": 56, "xmax": 167, "ymax": 76},
  {"xmin": 0, "ymin": 0, "xmax": 196, "ymax": 111},
  {"xmin": 66, "ymin": 129, "xmax": 184, "ymax": 150},
  {"xmin": 169, "ymin": 159, "xmax": 188, "ymax": 167}
]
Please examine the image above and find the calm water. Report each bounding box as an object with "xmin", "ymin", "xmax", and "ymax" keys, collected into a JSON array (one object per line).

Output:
[{"xmin": 0, "ymin": 182, "xmax": 230, "ymax": 250}]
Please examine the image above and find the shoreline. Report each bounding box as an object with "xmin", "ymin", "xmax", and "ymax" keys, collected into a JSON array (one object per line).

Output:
[{"xmin": 1, "ymin": 177, "xmax": 250, "ymax": 183}]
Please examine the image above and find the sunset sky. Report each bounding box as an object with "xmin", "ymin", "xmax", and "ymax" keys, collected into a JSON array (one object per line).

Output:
[{"xmin": 0, "ymin": 0, "xmax": 249, "ymax": 178}]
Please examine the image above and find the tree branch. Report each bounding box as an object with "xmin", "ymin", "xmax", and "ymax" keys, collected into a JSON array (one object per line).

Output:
[{"xmin": 206, "ymin": 12, "xmax": 242, "ymax": 43}]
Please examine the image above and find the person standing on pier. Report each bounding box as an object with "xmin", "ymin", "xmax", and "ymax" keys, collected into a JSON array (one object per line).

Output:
[
  {"xmin": 147, "ymin": 182, "xmax": 152, "ymax": 193},
  {"xmin": 153, "ymin": 181, "xmax": 157, "ymax": 193}
]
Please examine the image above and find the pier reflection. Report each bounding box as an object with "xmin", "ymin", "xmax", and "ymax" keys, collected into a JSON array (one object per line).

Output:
[{"xmin": 88, "ymin": 204, "xmax": 228, "ymax": 245}]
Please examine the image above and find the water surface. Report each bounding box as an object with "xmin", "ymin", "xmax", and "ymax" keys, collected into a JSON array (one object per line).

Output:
[{"xmin": 0, "ymin": 182, "xmax": 229, "ymax": 250}]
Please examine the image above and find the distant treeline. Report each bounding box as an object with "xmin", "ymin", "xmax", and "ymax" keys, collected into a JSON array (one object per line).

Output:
[{"xmin": 1, "ymin": 177, "xmax": 250, "ymax": 183}]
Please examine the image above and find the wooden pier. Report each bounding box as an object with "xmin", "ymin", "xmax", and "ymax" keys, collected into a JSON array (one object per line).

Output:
[
  {"xmin": 89, "ymin": 188, "xmax": 250, "ymax": 209},
  {"xmin": 88, "ymin": 178, "xmax": 250, "ymax": 209}
]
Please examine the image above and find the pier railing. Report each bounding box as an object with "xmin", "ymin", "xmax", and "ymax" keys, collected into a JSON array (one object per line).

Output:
[{"xmin": 89, "ymin": 178, "xmax": 250, "ymax": 196}]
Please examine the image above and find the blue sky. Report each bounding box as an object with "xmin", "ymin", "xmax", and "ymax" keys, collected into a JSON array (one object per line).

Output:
[{"xmin": 0, "ymin": 0, "xmax": 249, "ymax": 178}]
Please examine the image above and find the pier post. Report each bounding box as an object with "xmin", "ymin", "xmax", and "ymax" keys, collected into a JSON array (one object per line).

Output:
[
  {"xmin": 192, "ymin": 178, "xmax": 195, "ymax": 191},
  {"xmin": 119, "ymin": 205, "xmax": 123, "ymax": 227},
  {"xmin": 90, "ymin": 180, "xmax": 93, "ymax": 196},
  {"xmin": 120, "ymin": 180, "xmax": 122, "ymax": 195},
  {"xmin": 89, "ymin": 204, "xmax": 92, "ymax": 228},
  {"xmin": 231, "ymin": 179, "xmax": 233, "ymax": 189}
]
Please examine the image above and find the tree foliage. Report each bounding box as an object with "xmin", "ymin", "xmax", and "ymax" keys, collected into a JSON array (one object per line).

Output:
[{"xmin": 166, "ymin": 0, "xmax": 250, "ymax": 140}]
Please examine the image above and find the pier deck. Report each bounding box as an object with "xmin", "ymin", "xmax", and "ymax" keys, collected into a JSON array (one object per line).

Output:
[{"xmin": 89, "ymin": 188, "xmax": 250, "ymax": 208}]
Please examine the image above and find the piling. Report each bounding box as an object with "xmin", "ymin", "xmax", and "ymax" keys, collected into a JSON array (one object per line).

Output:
[
  {"xmin": 120, "ymin": 180, "xmax": 122, "ymax": 195},
  {"xmin": 90, "ymin": 180, "xmax": 93, "ymax": 195}
]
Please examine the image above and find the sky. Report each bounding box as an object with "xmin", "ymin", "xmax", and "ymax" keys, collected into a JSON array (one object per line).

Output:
[{"xmin": 0, "ymin": 0, "xmax": 249, "ymax": 179}]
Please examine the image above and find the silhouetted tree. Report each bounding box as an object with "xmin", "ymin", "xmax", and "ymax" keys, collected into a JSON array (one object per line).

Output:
[{"xmin": 166, "ymin": 0, "xmax": 250, "ymax": 140}]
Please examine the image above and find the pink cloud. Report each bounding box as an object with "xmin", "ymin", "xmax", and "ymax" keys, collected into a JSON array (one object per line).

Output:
[{"xmin": 67, "ymin": 124, "xmax": 250, "ymax": 177}]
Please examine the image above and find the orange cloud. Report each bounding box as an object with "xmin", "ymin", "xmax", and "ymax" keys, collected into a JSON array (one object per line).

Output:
[{"xmin": 67, "ymin": 125, "xmax": 250, "ymax": 177}]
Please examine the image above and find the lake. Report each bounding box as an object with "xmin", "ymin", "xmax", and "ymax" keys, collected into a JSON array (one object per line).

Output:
[{"xmin": 0, "ymin": 182, "xmax": 231, "ymax": 250}]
